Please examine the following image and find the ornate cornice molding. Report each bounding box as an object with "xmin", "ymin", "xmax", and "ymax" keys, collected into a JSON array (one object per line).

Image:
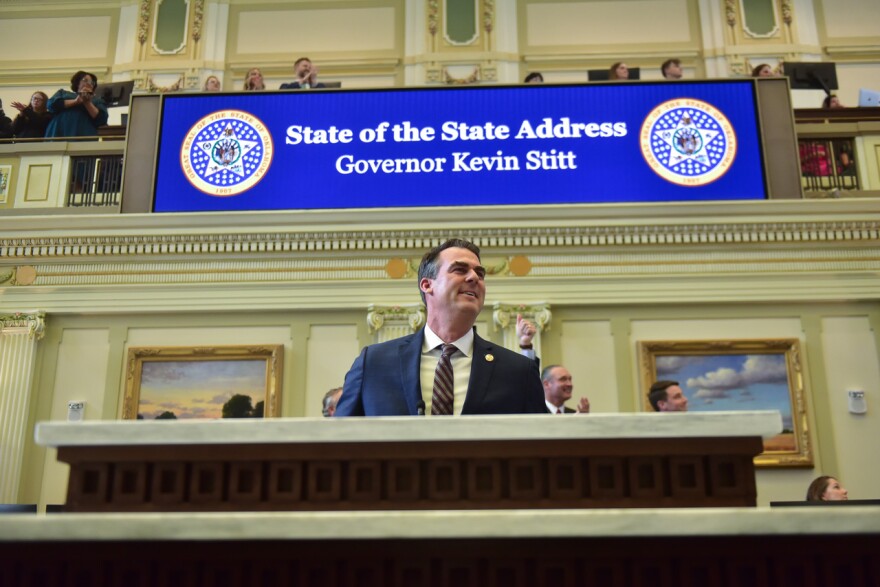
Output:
[{"xmin": 1, "ymin": 219, "xmax": 877, "ymax": 262}]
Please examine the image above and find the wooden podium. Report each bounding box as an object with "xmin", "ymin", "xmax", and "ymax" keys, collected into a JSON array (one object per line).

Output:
[{"xmin": 35, "ymin": 412, "xmax": 779, "ymax": 512}]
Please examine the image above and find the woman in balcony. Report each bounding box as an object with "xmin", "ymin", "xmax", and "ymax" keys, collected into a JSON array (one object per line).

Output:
[
  {"xmin": 203, "ymin": 75, "xmax": 222, "ymax": 92},
  {"xmin": 243, "ymin": 68, "xmax": 266, "ymax": 91},
  {"xmin": 11, "ymin": 91, "xmax": 52, "ymax": 139},
  {"xmin": 45, "ymin": 71, "xmax": 109, "ymax": 139},
  {"xmin": 609, "ymin": 62, "xmax": 630, "ymax": 80}
]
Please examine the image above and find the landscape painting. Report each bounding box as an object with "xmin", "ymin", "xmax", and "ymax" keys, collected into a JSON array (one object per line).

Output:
[
  {"xmin": 122, "ymin": 345, "xmax": 282, "ymax": 420},
  {"xmin": 638, "ymin": 339, "xmax": 813, "ymax": 467}
]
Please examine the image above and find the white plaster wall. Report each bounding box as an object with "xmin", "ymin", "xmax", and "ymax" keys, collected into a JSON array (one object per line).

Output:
[
  {"xmin": 305, "ymin": 324, "xmax": 359, "ymax": 417},
  {"xmin": 525, "ymin": 0, "xmax": 692, "ymax": 46},
  {"xmin": 0, "ymin": 16, "xmax": 112, "ymax": 61},
  {"xmin": 820, "ymin": 316, "xmax": 880, "ymax": 500},
  {"xmin": 821, "ymin": 0, "xmax": 880, "ymax": 38},
  {"xmin": 114, "ymin": 3, "xmax": 139, "ymax": 69},
  {"xmin": 560, "ymin": 320, "xmax": 619, "ymax": 412},
  {"xmin": 236, "ymin": 8, "xmax": 397, "ymax": 54},
  {"xmin": 38, "ymin": 328, "xmax": 112, "ymax": 508}
]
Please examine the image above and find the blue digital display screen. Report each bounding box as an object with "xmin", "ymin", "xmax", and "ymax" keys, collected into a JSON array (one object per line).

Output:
[{"xmin": 152, "ymin": 81, "xmax": 767, "ymax": 212}]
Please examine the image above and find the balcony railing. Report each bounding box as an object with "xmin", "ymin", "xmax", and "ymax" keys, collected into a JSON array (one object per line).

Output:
[
  {"xmin": 798, "ymin": 138, "xmax": 859, "ymax": 192},
  {"xmin": 67, "ymin": 155, "xmax": 124, "ymax": 207}
]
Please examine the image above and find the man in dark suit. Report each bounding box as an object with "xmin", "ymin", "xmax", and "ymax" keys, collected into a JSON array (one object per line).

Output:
[
  {"xmin": 335, "ymin": 238, "xmax": 546, "ymax": 416},
  {"xmin": 279, "ymin": 57, "xmax": 326, "ymax": 89},
  {"xmin": 542, "ymin": 364, "xmax": 590, "ymax": 414}
]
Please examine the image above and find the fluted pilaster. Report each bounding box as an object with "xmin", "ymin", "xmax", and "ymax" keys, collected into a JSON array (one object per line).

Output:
[{"xmin": 0, "ymin": 311, "xmax": 45, "ymax": 502}]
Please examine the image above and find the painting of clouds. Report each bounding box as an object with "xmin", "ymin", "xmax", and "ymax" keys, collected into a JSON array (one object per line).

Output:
[
  {"xmin": 137, "ymin": 359, "xmax": 266, "ymax": 420},
  {"xmin": 656, "ymin": 353, "xmax": 795, "ymax": 451}
]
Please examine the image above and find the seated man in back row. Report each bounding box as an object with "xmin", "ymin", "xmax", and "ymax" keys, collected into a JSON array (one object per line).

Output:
[
  {"xmin": 280, "ymin": 57, "xmax": 325, "ymax": 90},
  {"xmin": 647, "ymin": 380, "xmax": 688, "ymax": 412}
]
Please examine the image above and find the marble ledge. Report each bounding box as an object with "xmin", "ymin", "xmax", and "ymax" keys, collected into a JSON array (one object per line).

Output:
[
  {"xmin": 1, "ymin": 507, "xmax": 878, "ymax": 542},
  {"xmin": 35, "ymin": 411, "xmax": 782, "ymax": 447}
]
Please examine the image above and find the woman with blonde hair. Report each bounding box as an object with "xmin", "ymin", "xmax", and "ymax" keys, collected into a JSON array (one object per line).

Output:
[{"xmin": 243, "ymin": 68, "xmax": 265, "ymax": 91}]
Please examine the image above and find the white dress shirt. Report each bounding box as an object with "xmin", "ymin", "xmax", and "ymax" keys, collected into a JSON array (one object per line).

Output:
[{"xmin": 420, "ymin": 325, "xmax": 474, "ymax": 416}]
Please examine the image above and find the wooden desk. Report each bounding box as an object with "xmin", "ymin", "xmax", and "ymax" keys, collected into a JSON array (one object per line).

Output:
[{"xmin": 35, "ymin": 412, "xmax": 780, "ymax": 512}]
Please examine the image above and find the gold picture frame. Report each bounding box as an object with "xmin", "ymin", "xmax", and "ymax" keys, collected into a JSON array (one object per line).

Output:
[
  {"xmin": 637, "ymin": 339, "xmax": 813, "ymax": 468},
  {"xmin": 0, "ymin": 164, "xmax": 12, "ymax": 204},
  {"xmin": 122, "ymin": 345, "xmax": 283, "ymax": 420}
]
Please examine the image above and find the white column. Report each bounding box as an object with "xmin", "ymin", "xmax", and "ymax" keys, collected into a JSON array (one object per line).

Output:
[
  {"xmin": 367, "ymin": 305, "xmax": 426, "ymax": 343},
  {"xmin": 0, "ymin": 312, "xmax": 45, "ymax": 503}
]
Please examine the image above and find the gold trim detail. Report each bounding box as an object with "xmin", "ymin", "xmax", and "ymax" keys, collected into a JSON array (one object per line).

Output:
[
  {"xmin": 781, "ymin": 0, "xmax": 793, "ymax": 26},
  {"xmin": 483, "ymin": 0, "xmax": 494, "ymax": 34},
  {"xmin": 192, "ymin": 0, "xmax": 204, "ymax": 42},
  {"xmin": 14, "ymin": 266, "xmax": 36, "ymax": 286},
  {"xmin": 508, "ymin": 255, "xmax": 531, "ymax": 277},
  {"xmin": 428, "ymin": 0, "xmax": 440, "ymax": 36},
  {"xmin": 385, "ymin": 258, "xmax": 410, "ymax": 279},
  {"xmin": 138, "ymin": 0, "xmax": 152, "ymax": 44}
]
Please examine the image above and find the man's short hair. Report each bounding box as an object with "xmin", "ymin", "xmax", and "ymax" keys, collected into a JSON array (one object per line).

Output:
[
  {"xmin": 524, "ymin": 72, "xmax": 544, "ymax": 83},
  {"xmin": 416, "ymin": 238, "xmax": 481, "ymax": 305},
  {"xmin": 648, "ymin": 380, "xmax": 679, "ymax": 411},
  {"xmin": 660, "ymin": 58, "xmax": 680, "ymax": 77},
  {"xmin": 541, "ymin": 364, "xmax": 562, "ymax": 383},
  {"xmin": 322, "ymin": 387, "xmax": 342, "ymax": 416},
  {"xmin": 294, "ymin": 57, "xmax": 312, "ymax": 68}
]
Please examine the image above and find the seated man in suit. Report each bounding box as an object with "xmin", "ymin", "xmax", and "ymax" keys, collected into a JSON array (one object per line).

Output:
[
  {"xmin": 335, "ymin": 238, "xmax": 546, "ymax": 416},
  {"xmin": 542, "ymin": 365, "xmax": 590, "ymax": 414}
]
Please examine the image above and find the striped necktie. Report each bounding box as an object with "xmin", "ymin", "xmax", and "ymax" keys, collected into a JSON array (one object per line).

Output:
[{"xmin": 431, "ymin": 344, "xmax": 457, "ymax": 416}]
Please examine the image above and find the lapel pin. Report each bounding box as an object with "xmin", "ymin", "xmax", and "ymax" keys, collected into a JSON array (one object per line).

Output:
[{"xmin": 485, "ymin": 354, "xmax": 494, "ymax": 362}]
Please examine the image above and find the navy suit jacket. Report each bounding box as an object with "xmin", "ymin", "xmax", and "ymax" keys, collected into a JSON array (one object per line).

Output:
[{"xmin": 335, "ymin": 328, "xmax": 546, "ymax": 416}]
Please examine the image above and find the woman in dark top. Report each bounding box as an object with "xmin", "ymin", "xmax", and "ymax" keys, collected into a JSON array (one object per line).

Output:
[
  {"xmin": 11, "ymin": 91, "xmax": 52, "ymax": 139},
  {"xmin": 45, "ymin": 70, "xmax": 109, "ymax": 138}
]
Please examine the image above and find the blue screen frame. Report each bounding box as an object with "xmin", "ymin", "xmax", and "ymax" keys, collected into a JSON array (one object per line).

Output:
[{"xmin": 152, "ymin": 80, "xmax": 768, "ymax": 213}]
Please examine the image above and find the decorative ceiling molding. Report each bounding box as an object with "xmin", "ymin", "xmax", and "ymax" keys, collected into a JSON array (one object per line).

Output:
[{"xmin": 1, "ymin": 219, "xmax": 878, "ymax": 262}]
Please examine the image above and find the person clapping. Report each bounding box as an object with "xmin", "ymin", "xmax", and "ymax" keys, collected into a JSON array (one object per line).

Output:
[
  {"xmin": 11, "ymin": 91, "xmax": 52, "ymax": 139},
  {"xmin": 45, "ymin": 71, "xmax": 109, "ymax": 139}
]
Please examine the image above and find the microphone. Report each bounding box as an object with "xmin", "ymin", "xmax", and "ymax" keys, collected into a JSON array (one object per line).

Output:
[{"xmin": 416, "ymin": 400, "xmax": 426, "ymax": 416}]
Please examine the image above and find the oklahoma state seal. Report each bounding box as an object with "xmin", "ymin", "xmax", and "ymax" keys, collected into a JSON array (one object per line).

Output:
[
  {"xmin": 640, "ymin": 99, "xmax": 737, "ymax": 187},
  {"xmin": 181, "ymin": 110, "xmax": 273, "ymax": 197}
]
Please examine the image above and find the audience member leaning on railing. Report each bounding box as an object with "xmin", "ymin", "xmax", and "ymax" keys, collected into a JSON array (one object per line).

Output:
[
  {"xmin": 45, "ymin": 70, "xmax": 109, "ymax": 139},
  {"xmin": 10, "ymin": 91, "xmax": 52, "ymax": 139},
  {"xmin": 0, "ymin": 98, "xmax": 13, "ymax": 139}
]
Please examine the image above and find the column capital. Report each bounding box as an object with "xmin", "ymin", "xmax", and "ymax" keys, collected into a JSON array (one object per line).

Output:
[{"xmin": 0, "ymin": 311, "xmax": 46, "ymax": 340}]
